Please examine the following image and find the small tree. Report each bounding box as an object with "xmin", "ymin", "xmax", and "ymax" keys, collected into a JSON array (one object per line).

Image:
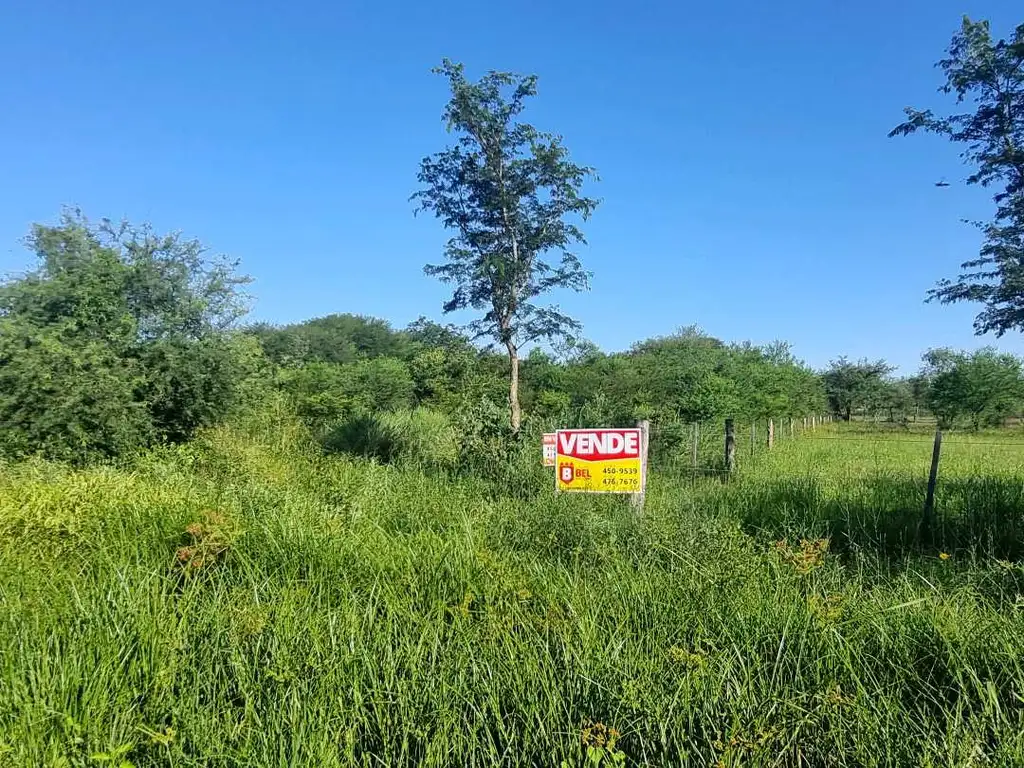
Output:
[
  {"xmin": 922, "ymin": 347, "xmax": 1024, "ymax": 428},
  {"xmin": 890, "ymin": 18, "xmax": 1024, "ymax": 335},
  {"xmin": 907, "ymin": 374, "xmax": 931, "ymax": 422},
  {"xmin": 414, "ymin": 60, "xmax": 599, "ymax": 431},
  {"xmin": 822, "ymin": 358, "xmax": 895, "ymax": 421}
]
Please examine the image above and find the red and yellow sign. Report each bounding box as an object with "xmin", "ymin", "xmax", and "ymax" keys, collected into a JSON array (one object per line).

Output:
[
  {"xmin": 542, "ymin": 433, "xmax": 557, "ymax": 467},
  {"xmin": 555, "ymin": 428, "xmax": 644, "ymax": 493}
]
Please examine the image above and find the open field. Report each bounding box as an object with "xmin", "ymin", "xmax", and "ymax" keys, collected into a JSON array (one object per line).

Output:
[{"xmin": 3, "ymin": 416, "xmax": 1024, "ymax": 766}]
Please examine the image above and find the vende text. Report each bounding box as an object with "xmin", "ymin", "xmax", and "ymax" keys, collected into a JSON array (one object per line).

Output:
[{"xmin": 557, "ymin": 430, "xmax": 639, "ymax": 459}]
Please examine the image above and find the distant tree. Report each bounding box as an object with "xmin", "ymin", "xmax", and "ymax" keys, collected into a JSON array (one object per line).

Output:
[
  {"xmin": 405, "ymin": 316, "xmax": 474, "ymax": 353},
  {"xmin": 873, "ymin": 379, "xmax": 914, "ymax": 423},
  {"xmin": 823, "ymin": 358, "xmax": 895, "ymax": 421},
  {"xmin": 890, "ymin": 18, "xmax": 1024, "ymax": 335},
  {"xmin": 921, "ymin": 347, "xmax": 1024, "ymax": 428},
  {"xmin": 907, "ymin": 374, "xmax": 932, "ymax": 422},
  {"xmin": 628, "ymin": 331, "xmax": 735, "ymax": 423},
  {"xmin": 249, "ymin": 314, "xmax": 410, "ymax": 366},
  {"xmin": 414, "ymin": 60, "xmax": 599, "ymax": 432}
]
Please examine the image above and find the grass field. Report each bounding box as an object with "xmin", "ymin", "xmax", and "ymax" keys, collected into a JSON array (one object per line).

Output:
[{"xmin": 3, "ymin": 413, "xmax": 1024, "ymax": 766}]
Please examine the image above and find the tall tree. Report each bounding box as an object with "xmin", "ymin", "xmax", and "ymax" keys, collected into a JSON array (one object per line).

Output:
[
  {"xmin": 413, "ymin": 60, "xmax": 599, "ymax": 431},
  {"xmin": 890, "ymin": 18, "xmax": 1024, "ymax": 335}
]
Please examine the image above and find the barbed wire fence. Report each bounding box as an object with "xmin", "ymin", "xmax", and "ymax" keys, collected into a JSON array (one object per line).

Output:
[
  {"xmin": 654, "ymin": 414, "xmax": 837, "ymax": 478},
  {"xmin": 654, "ymin": 415, "xmax": 1024, "ymax": 477}
]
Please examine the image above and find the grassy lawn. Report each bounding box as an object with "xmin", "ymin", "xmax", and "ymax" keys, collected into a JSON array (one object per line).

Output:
[{"xmin": 3, "ymin": 417, "xmax": 1024, "ymax": 766}]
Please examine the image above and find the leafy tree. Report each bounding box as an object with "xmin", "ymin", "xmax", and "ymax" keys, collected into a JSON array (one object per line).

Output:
[
  {"xmin": 870, "ymin": 379, "xmax": 914, "ymax": 423},
  {"xmin": 922, "ymin": 347, "xmax": 1024, "ymax": 428},
  {"xmin": 414, "ymin": 59, "xmax": 599, "ymax": 431},
  {"xmin": 890, "ymin": 18, "xmax": 1024, "ymax": 335},
  {"xmin": 823, "ymin": 358, "xmax": 895, "ymax": 421},
  {"xmin": 248, "ymin": 314, "xmax": 411, "ymax": 365},
  {"xmin": 0, "ymin": 321, "xmax": 151, "ymax": 462},
  {"xmin": 628, "ymin": 331, "xmax": 736, "ymax": 423},
  {"xmin": 405, "ymin": 316, "xmax": 474, "ymax": 354},
  {"xmin": 0, "ymin": 210, "xmax": 251, "ymax": 462}
]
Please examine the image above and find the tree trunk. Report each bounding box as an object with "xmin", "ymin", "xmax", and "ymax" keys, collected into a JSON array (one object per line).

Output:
[{"xmin": 506, "ymin": 341, "xmax": 521, "ymax": 433}]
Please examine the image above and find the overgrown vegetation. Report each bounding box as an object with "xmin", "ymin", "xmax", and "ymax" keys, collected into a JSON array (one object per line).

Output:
[
  {"xmin": 0, "ymin": 211, "xmax": 258, "ymax": 463},
  {"xmin": 3, "ymin": 411, "xmax": 1024, "ymax": 765}
]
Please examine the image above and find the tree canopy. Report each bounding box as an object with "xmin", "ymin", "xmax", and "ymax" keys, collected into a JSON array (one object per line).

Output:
[
  {"xmin": 0, "ymin": 211, "xmax": 254, "ymax": 463},
  {"xmin": 922, "ymin": 347, "xmax": 1024, "ymax": 428},
  {"xmin": 891, "ymin": 18, "xmax": 1024, "ymax": 335},
  {"xmin": 822, "ymin": 358, "xmax": 895, "ymax": 421}
]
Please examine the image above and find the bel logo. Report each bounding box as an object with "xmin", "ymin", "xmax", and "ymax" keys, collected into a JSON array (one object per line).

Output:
[{"xmin": 559, "ymin": 462, "xmax": 575, "ymax": 484}]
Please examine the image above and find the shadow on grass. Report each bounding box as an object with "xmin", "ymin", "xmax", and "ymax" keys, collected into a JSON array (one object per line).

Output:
[{"xmin": 735, "ymin": 474, "xmax": 1024, "ymax": 561}]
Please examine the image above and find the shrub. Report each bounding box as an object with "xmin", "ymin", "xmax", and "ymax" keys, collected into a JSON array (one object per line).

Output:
[
  {"xmin": 325, "ymin": 408, "xmax": 459, "ymax": 469},
  {"xmin": 451, "ymin": 397, "xmax": 548, "ymax": 498}
]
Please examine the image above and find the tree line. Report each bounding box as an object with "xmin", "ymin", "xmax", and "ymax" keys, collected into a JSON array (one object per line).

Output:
[
  {"xmin": 823, "ymin": 353, "xmax": 1024, "ymax": 428},
  {"xmin": 1, "ymin": 211, "xmax": 1023, "ymax": 470}
]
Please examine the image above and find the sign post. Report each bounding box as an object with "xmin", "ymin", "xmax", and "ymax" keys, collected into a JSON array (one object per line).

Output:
[
  {"xmin": 555, "ymin": 428, "xmax": 645, "ymax": 495},
  {"xmin": 630, "ymin": 420, "xmax": 650, "ymax": 513}
]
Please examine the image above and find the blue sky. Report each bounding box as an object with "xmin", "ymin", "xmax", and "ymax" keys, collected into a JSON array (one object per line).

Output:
[{"xmin": 1, "ymin": 0, "xmax": 1021, "ymax": 372}]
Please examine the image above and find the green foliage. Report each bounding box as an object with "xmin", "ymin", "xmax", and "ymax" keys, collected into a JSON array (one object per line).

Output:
[
  {"xmin": 278, "ymin": 358, "xmax": 416, "ymax": 432},
  {"xmin": 248, "ymin": 313, "xmax": 413, "ymax": 365},
  {"xmin": 0, "ymin": 210, "xmax": 252, "ymax": 463},
  {"xmin": 345, "ymin": 357, "xmax": 416, "ymax": 412},
  {"xmin": 922, "ymin": 347, "xmax": 1024, "ymax": 428},
  {"xmin": 891, "ymin": 17, "xmax": 1024, "ymax": 335},
  {"xmin": 0, "ymin": 321, "xmax": 151, "ymax": 462},
  {"xmin": 325, "ymin": 408, "xmax": 459, "ymax": 469},
  {"xmin": 450, "ymin": 397, "xmax": 548, "ymax": 497},
  {"xmin": 414, "ymin": 59, "xmax": 599, "ymax": 430},
  {"xmin": 823, "ymin": 357, "xmax": 895, "ymax": 421},
  {"xmin": 5, "ymin": 416, "xmax": 1024, "ymax": 764}
]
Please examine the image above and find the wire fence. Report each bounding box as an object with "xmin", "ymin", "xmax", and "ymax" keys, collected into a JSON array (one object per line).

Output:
[{"xmin": 652, "ymin": 416, "xmax": 1024, "ymax": 481}]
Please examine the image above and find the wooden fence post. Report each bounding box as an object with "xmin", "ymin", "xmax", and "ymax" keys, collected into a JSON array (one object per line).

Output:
[
  {"xmin": 923, "ymin": 429, "xmax": 942, "ymax": 533},
  {"xmin": 750, "ymin": 421, "xmax": 756, "ymax": 457},
  {"xmin": 632, "ymin": 420, "xmax": 650, "ymax": 513},
  {"xmin": 725, "ymin": 419, "xmax": 736, "ymax": 473},
  {"xmin": 789, "ymin": 417, "xmax": 794, "ymax": 438},
  {"xmin": 767, "ymin": 418, "xmax": 774, "ymax": 450}
]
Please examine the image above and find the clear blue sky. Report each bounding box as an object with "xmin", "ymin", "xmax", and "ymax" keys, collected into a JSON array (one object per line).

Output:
[{"xmin": 1, "ymin": 0, "xmax": 1021, "ymax": 372}]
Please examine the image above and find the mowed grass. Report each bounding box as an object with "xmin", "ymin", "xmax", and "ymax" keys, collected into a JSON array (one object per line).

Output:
[{"xmin": 2, "ymin": 416, "xmax": 1024, "ymax": 766}]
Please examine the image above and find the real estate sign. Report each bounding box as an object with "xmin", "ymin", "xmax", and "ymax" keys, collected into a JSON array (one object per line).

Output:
[
  {"xmin": 542, "ymin": 433, "xmax": 557, "ymax": 467},
  {"xmin": 555, "ymin": 428, "xmax": 644, "ymax": 493}
]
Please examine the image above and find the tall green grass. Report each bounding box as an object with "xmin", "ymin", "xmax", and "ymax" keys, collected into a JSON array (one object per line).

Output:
[{"xmin": 2, "ymin": 415, "xmax": 1024, "ymax": 766}]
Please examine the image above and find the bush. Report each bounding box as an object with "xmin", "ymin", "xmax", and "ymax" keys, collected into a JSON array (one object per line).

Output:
[
  {"xmin": 0, "ymin": 210, "xmax": 251, "ymax": 464},
  {"xmin": 325, "ymin": 408, "xmax": 459, "ymax": 469},
  {"xmin": 452, "ymin": 397, "xmax": 549, "ymax": 498},
  {"xmin": 278, "ymin": 358, "xmax": 416, "ymax": 434},
  {"xmin": 0, "ymin": 327, "xmax": 153, "ymax": 463}
]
